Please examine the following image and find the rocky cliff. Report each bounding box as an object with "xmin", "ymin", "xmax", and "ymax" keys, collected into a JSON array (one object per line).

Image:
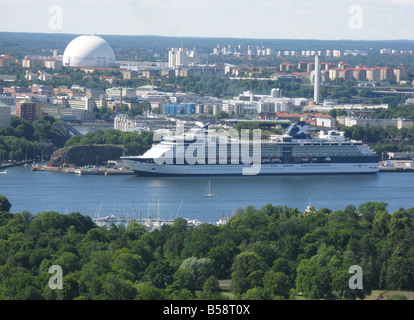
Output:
[{"xmin": 49, "ymin": 145, "xmax": 128, "ymax": 166}]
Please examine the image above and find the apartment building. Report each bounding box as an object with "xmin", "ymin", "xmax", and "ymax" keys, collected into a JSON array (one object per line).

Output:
[
  {"xmin": 337, "ymin": 116, "xmax": 413, "ymax": 129},
  {"xmin": 16, "ymin": 99, "xmax": 41, "ymax": 122}
]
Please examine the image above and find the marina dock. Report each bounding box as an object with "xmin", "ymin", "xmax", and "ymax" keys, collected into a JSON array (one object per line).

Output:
[
  {"xmin": 93, "ymin": 215, "xmax": 176, "ymax": 229},
  {"xmin": 379, "ymin": 160, "xmax": 414, "ymax": 172},
  {"xmin": 92, "ymin": 201, "xmax": 226, "ymax": 230},
  {"xmin": 93, "ymin": 214, "xmax": 218, "ymax": 229},
  {"xmin": 34, "ymin": 164, "xmax": 135, "ymax": 175}
]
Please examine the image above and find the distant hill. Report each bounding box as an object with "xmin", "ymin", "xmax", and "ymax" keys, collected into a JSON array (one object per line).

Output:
[{"xmin": 1, "ymin": 31, "xmax": 414, "ymax": 59}]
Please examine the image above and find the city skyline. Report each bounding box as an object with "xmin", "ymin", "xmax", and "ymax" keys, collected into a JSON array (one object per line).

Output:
[{"xmin": 0, "ymin": 0, "xmax": 414, "ymax": 41}]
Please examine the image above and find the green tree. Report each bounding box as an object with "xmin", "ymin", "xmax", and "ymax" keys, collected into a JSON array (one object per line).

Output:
[
  {"xmin": 143, "ymin": 260, "xmax": 175, "ymax": 289},
  {"xmin": 53, "ymin": 251, "xmax": 79, "ymax": 274},
  {"xmin": 295, "ymin": 259, "xmax": 317, "ymax": 299},
  {"xmin": 242, "ymin": 287, "xmax": 271, "ymax": 300},
  {"xmin": 169, "ymin": 268, "xmax": 196, "ymax": 295},
  {"xmin": 384, "ymin": 254, "xmax": 413, "ymax": 290},
  {"xmin": 372, "ymin": 210, "xmax": 391, "ymax": 239},
  {"xmin": 170, "ymin": 288, "xmax": 193, "ymax": 300},
  {"xmin": 135, "ymin": 282, "xmax": 167, "ymax": 300},
  {"xmin": 214, "ymin": 110, "xmax": 229, "ymax": 120},
  {"xmin": 198, "ymin": 276, "xmax": 227, "ymax": 300},
  {"xmin": 207, "ymin": 240, "xmax": 239, "ymax": 278},
  {"xmin": 111, "ymin": 248, "xmax": 145, "ymax": 281},
  {"xmin": 0, "ymin": 194, "xmax": 12, "ymax": 212},
  {"xmin": 331, "ymin": 269, "xmax": 364, "ymax": 300},
  {"xmin": 231, "ymin": 251, "xmax": 266, "ymax": 295},
  {"xmin": 312, "ymin": 266, "xmax": 332, "ymax": 299},
  {"xmin": 358, "ymin": 202, "xmax": 388, "ymax": 223},
  {"xmin": 0, "ymin": 271, "xmax": 39, "ymax": 299},
  {"xmin": 389, "ymin": 209, "xmax": 411, "ymax": 242},
  {"xmin": 59, "ymin": 274, "xmax": 80, "ymax": 300},
  {"xmin": 271, "ymin": 258, "xmax": 293, "ymax": 281},
  {"xmin": 262, "ymin": 270, "xmax": 291, "ymax": 299},
  {"xmin": 180, "ymin": 257, "xmax": 214, "ymax": 290},
  {"xmin": 104, "ymin": 274, "xmax": 136, "ymax": 300}
]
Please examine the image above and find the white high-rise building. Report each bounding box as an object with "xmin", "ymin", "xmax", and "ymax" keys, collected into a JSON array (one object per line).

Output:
[
  {"xmin": 271, "ymin": 88, "xmax": 281, "ymax": 98},
  {"xmin": 333, "ymin": 50, "xmax": 341, "ymax": 57},
  {"xmin": 168, "ymin": 47, "xmax": 198, "ymax": 68},
  {"xmin": 168, "ymin": 48, "xmax": 176, "ymax": 68},
  {"xmin": 176, "ymin": 48, "xmax": 187, "ymax": 66}
]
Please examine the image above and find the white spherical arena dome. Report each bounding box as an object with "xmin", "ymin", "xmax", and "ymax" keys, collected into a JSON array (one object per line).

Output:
[{"xmin": 63, "ymin": 35, "xmax": 115, "ymax": 67}]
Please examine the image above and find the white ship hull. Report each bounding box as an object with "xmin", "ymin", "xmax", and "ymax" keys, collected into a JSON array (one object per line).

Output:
[
  {"xmin": 122, "ymin": 159, "xmax": 379, "ymax": 176},
  {"xmin": 121, "ymin": 122, "xmax": 380, "ymax": 177}
]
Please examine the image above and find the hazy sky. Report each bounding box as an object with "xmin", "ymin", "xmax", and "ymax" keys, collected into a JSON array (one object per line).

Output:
[{"xmin": 1, "ymin": 0, "xmax": 414, "ymax": 40}]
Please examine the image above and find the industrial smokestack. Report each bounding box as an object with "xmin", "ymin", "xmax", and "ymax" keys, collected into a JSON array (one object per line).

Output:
[
  {"xmin": 120, "ymin": 87, "xmax": 122, "ymax": 111},
  {"xmin": 314, "ymin": 54, "xmax": 320, "ymax": 104}
]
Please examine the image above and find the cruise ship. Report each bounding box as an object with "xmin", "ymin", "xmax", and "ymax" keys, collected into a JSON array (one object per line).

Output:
[{"xmin": 121, "ymin": 122, "xmax": 380, "ymax": 176}]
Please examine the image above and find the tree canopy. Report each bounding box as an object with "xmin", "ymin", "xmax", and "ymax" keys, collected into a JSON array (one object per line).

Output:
[
  {"xmin": 0, "ymin": 116, "xmax": 70, "ymax": 162},
  {"xmin": 64, "ymin": 129, "xmax": 154, "ymax": 156},
  {"xmin": 0, "ymin": 195, "xmax": 413, "ymax": 300}
]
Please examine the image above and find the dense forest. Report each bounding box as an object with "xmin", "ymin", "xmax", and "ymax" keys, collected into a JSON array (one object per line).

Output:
[{"xmin": 0, "ymin": 194, "xmax": 413, "ymax": 300}]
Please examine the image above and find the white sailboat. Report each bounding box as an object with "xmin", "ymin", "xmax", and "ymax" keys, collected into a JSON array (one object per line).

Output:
[
  {"xmin": 205, "ymin": 180, "xmax": 215, "ymax": 198},
  {"xmin": 24, "ymin": 149, "xmax": 28, "ymax": 167}
]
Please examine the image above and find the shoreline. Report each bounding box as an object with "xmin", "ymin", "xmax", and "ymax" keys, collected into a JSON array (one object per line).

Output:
[
  {"xmin": 379, "ymin": 167, "xmax": 414, "ymax": 172},
  {"xmin": 35, "ymin": 164, "xmax": 414, "ymax": 175},
  {"xmin": 5, "ymin": 161, "xmax": 414, "ymax": 174},
  {"xmin": 0, "ymin": 161, "xmax": 28, "ymax": 169}
]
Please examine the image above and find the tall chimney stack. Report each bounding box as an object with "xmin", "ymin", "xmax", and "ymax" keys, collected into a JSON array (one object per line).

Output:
[
  {"xmin": 314, "ymin": 54, "xmax": 320, "ymax": 104},
  {"xmin": 119, "ymin": 87, "xmax": 122, "ymax": 111}
]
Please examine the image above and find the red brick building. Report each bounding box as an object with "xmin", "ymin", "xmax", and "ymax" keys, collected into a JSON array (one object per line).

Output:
[{"xmin": 16, "ymin": 99, "xmax": 40, "ymax": 122}]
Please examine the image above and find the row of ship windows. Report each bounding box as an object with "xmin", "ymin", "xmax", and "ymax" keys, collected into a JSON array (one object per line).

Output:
[
  {"xmin": 291, "ymin": 153, "xmax": 359, "ymax": 156},
  {"xmin": 300, "ymin": 164, "xmax": 332, "ymax": 167},
  {"xmin": 182, "ymin": 164, "xmax": 334, "ymax": 170},
  {"xmin": 173, "ymin": 154, "xmax": 358, "ymax": 159},
  {"xmin": 172, "ymin": 146, "xmax": 360, "ymax": 151}
]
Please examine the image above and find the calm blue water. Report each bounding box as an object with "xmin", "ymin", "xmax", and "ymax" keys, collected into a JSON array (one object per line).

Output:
[{"xmin": 1, "ymin": 165, "xmax": 414, "ymax": 222}]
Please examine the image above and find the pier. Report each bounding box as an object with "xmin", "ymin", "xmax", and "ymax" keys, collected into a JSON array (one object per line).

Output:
[{"xmin": 379, "ymin": 160, "xmax": 414, "ymax": 172}]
